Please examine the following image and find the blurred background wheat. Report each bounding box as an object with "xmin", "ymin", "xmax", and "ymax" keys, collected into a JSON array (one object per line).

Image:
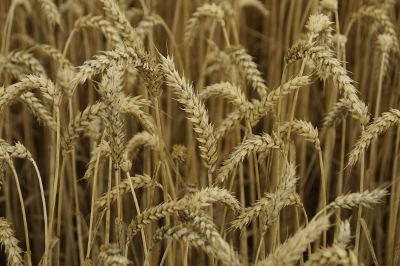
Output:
[{"xmin": 0, "ymin": 0, "xmax": 399, "ymax": 265}]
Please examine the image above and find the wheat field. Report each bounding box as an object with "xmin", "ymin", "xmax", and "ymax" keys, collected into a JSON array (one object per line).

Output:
[{"xmin": 0, "ymin": 0, "xmax": 399, "ymax": 265}]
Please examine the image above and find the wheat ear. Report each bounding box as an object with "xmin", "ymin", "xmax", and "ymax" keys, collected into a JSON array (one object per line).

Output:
[
  {"xmin": 334, "ymin": 220, "xmax": 351, "ymax": 249},
  {"xmin": 127, "ymin": 187, "xmax": 239, "ymax": 239},
  {"xmin": 123, "ymin": 131, "xmax": 159, "ymax": 160},
  {"xmin": 0, "ymin": 217, "xmax": 24, "ymax": 266},
  {"xmin": 216, "ymin": 133, "xmax": 283, "ymax": 183},
  {"xmin": 39, "ymin": 0, "xmax": 61, "ymax": 27},
  {"xmin": 119, "ymin": 96, "xmax": 156, "ymax": 134},
  {"xmin": 97, "ymin": 244, "xmax": 131, "ymax": 266},
  {"xmin": 181, "ymin": 210, "xmax": 241, "ymax": 266},
  {"xmin": 184, "ymin": 3, "xmax": 225, "ymax": 46},
  {"xmin": 0, "ymin": 75, "xmax": 56, "ymax": 111},
  {"xmin": 99, "ymin": 0, "xmax": 144, "ymax": 53},
  {"xmin": 304, "ymin": 246, "xmax": 358, "ymax": 266},
  {"xmin": 160, "ymin": 54, "xmax": 218, "ymax": 174},
  {"xmin": 323, "ymin": 98, "xmax": 353, "ymax": 128},
  {"xmin": 61, "ymin": 103, "xmax": 105, "ymax": 153},
  {"xmin": 136, "ymin": 14, "xmax": 163, "ymax": 40},
  {"xmin": 231, "ymin": 164, "xmax": 299, "ymax": 230},
  {"xmin": 326, "ymin": 188, "xmax": 388, "ymax": 210},
  {"xmin": 248, "ymin": 75, "xmax": 312, "ymax": 126},
  {"xmin": 347, "ymin": 109, "xmax": 400, "ymax": 166},
  {"xmin": 72, "ymin": 46, "xmax": 149, "ymax": 86},
  {"xmin": 96, "ymin": 174, "xmax": 157, "ymax": 211},
  {"xmin": 98, "ymin": 65, "xmax": 126, "ymax": 168},
  {"xmin": 227, "ymin": 46, "xmax": 269, "ymax": 97},
  {"xmin": 82, "ymin": 141, "xmax": 110, "ymax": 180},
  {"xmin": 256, "ymin": 215, "xmax": 331, "ymax": 266},
  {"xmin": 7, "ymin": 50, "xmax": 47, "ymax": 76},
  {"xmin": 279, "ymin": 119, "xmax": 320, "ymax": 149},
  {"xmin": 19, "ymin": 92, "xmax": 56, "ymax": 130},
  {"xmin": 73, "ymin": 14, "xmax": 122, "ymax": 47},
  {"xmin": 305, "ymin": 46, "xmax": 370, "ymax": 125},
  {"xmin": 200, "ymin": 82, "xmax": 250, "ymax": 114}
]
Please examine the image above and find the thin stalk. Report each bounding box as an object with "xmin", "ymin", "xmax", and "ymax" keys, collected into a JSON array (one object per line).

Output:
[
  {"xmin": 126, "ymin": 171, "xmax": 150, "ymax": 266},
  {"xmin": 30, "ymin": 159, "xmax": 49, "ymax": 261},
  {"xmin": 85, "ymin": 150, "xmax": 102, "ymax": 259},
  {"xmin": 8, "ymin": 160, "xmax": 31, "ymax": 266}
]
